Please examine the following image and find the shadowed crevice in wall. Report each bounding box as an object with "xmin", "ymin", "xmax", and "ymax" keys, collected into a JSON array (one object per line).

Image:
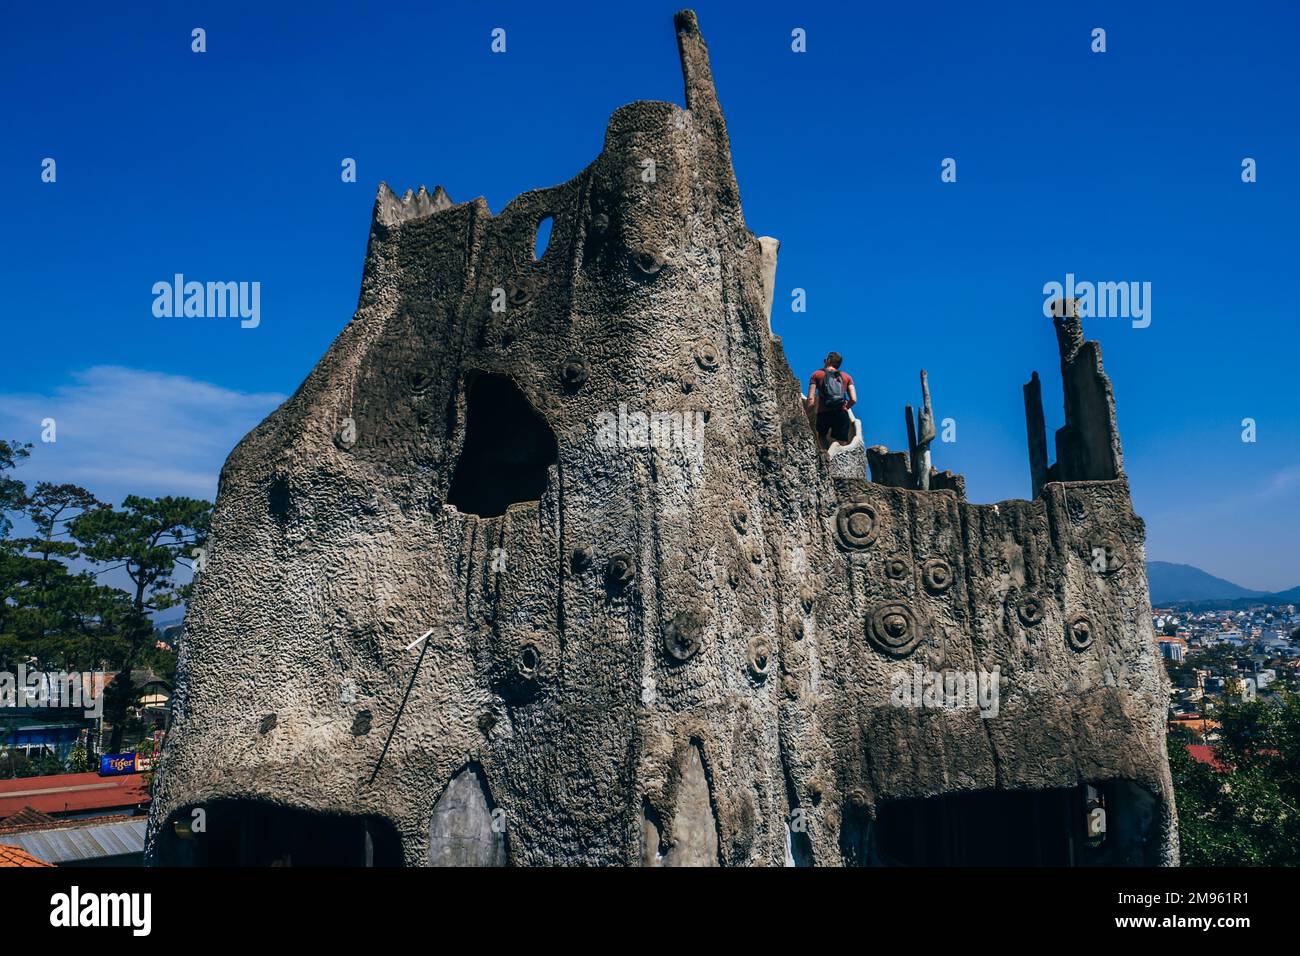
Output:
[{"xmin": 782, "ymin": 760, "xmax": 813, "ymax": 867}]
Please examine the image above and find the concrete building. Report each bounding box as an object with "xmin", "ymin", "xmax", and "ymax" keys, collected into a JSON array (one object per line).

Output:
[{"xmin": 148, "ymin": 10, "xmax": 1176, "ymax": 868}]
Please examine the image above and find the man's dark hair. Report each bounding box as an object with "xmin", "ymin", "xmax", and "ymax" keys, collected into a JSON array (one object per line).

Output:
[{"xmin": 824, "ymin": 352, "xmax": 843, "ymax": 369}]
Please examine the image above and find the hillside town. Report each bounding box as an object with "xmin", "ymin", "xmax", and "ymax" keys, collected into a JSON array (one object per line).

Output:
[{"xmin": 1155, "ymin": 602, "xmax": 1300, "ymax": 746}]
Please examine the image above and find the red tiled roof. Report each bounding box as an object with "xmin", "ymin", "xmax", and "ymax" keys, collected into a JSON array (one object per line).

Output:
[
  {"xmin": 0, "ymin": 806, "xmax": 57, "ymax": 831},
  {"xmin": 1185, "ymin": 744, "xmax": 1280, "ymax": 773},
  {"xmin": 0, "ymin": 772, "xmax": 149, "ymax": 819},
  {"xmin": 0, "ymin": 843, "xmax": 53, "ymax": 867},
  {"xmin": 1186, "ymin": 744, "xmax": 1229, "ymax": 772}
]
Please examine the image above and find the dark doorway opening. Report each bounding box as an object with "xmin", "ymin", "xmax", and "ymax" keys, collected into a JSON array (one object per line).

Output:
[
  {"xmin": 873, "ymin": 787, "xmax": 1084, "ymax": 866},
  {"xmin": 155, "ymin": 801, "xmax": 402, "ymax": 867},
  {"xmin": 447, "ymin": 373, "xmax": 558, "ymax": 518}
]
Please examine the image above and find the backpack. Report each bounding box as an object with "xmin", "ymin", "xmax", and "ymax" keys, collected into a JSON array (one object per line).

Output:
[{"xmin": 818, "ymin": 369, "xmax": 847, "ymax": 410}]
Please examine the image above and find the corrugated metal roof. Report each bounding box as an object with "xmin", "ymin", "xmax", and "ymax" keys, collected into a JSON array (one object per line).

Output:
[{"xmin": 5, "ymin": 818, "xmax": 146, "ymax": 864}]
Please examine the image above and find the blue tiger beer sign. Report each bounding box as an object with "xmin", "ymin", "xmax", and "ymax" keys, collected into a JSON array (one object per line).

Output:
[{"xmin": 99, "ymin": 753, "xmax": 139, "ymax": 776}]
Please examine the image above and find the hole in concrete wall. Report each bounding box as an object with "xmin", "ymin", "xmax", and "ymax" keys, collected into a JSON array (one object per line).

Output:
[
  {"xmin": 1084, "ymin": 779, "xmax": 1160, "ymax": 865},
  {"xmin": 873, "ymin": 786, "xmax": 1092, "ymax": 865},
  {"xmin": 267, "ymin": 476, "xmax": 290, "ymax": 525},
  {"xmin": 154, "ymin": 801, "xmax": 402, "ymax": 866},
  {"xmin": 447, "ymin": 373, "xmax": 558, "ymax": 518},
  {"xmin": 533, "ymin": 215, "xmax": 553, "ymax": 260}
]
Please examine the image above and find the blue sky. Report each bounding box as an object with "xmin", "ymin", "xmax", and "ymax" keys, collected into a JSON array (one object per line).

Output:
[{"xmin": 2, "ymin": 1, "xmax": 1298, "ymax": 590}]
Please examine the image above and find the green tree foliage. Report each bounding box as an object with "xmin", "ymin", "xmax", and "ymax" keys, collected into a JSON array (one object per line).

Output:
[
  {"xmin": 1165, "ymin": 658, "xmax": 1197, "ymax": 689},
  {"xmin": 68, "ymin": 495, "xmax": 210, "ymax": 752},
  {"xmin": 1170, "ymin": 691, "xmax": 1300, "ymax": 865},
  {"xmin": 1, "ymin": 749, "xmax": 66, "ymax": 779},
  {"xmin": 0, "ymin": 440, "xmax": 36, "ymax": 665},
  {"xmin": 1, "ymin": 482, "xmax": 131, "ymax": 673},
  {"xmin": 0, "ymin": 443, "xmax": 210, "ymax": 769},
  {"xmin": 0, "ymin": 440, "xmax": 31, "ymax": 538},
  {"xmin": 65, "ymin": 743, "xmax": 93, "ymax": 774},
  {"xmin": 70, "ymin": 496, "xmax": 211, "ymax": 615}
]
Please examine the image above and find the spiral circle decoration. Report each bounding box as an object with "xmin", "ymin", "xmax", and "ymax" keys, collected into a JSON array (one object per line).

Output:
[
  {"xmin": 866, "ymin": 602, "xmax": 923, "ymax": 657},
  {"xmin": 835, "ymin": 501, "xmax": 880, "ymax": 550}
]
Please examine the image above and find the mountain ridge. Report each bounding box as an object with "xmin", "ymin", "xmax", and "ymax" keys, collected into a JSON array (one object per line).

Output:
[{"xmin": 1147, "ymin": 560, "xmax": 1297, "ymax": 606}]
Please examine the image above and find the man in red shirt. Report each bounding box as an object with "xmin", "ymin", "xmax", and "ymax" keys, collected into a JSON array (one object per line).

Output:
[{"xmin": 806, "ymin": 351, "xmax": 858, "ymax": 450}]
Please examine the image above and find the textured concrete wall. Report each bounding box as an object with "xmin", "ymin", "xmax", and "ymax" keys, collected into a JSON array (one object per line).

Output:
[{"xmin": 147, "ymin": 10, "xmax": 1175, "ymax": 867}]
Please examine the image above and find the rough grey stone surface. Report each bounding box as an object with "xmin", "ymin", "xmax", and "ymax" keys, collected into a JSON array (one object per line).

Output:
[
  {"xmin": 147, "ymin": 10, "xmax": 1176, "ymax": 867},
  {"xmin": 427, "ymin": 766, "xmax": 506, "ymax": 866}
]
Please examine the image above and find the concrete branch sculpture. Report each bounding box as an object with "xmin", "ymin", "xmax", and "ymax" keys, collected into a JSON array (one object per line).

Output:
[
  {"xmin": 147, "ymin": 10, "xmax": 1177, "ymax": 867},
  {"xmin": 905, "ymin": 370, "xmax": 937, "ymax": 492}
]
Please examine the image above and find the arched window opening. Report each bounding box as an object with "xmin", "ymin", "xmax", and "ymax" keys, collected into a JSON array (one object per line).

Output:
[{"xmin": 533, "ymin": 215, "xmax": 553, "ymax": 260}]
